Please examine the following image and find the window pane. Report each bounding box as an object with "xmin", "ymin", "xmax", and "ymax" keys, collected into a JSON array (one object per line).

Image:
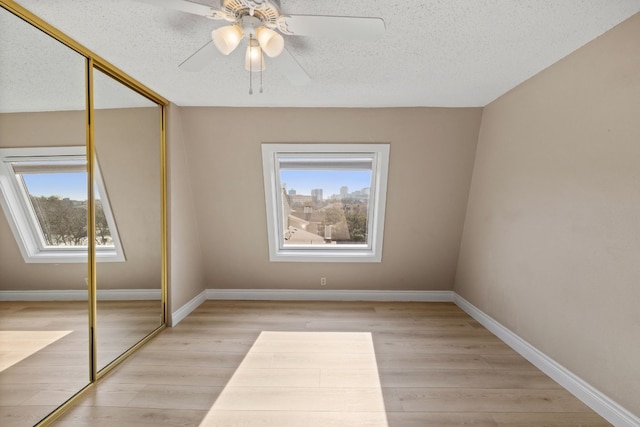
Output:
[
  {"xmin": 279, "ymin": 169, "xmax": 372, "ymax": 246},
  {"xmin": 21, "ymin": 172, "xmax": 113, "ymax": 248},
  {"xmin": 263, "ymin": 144, "xmax": 389, "ymax": 262}
]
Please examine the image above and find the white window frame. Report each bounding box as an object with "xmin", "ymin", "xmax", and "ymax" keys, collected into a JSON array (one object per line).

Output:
[
  {"xmin": 262, "ymin": 143, "xmax": 390, "ymax": 262},
  {"xmin": 0, "ymin": 146, "xmax": 125, "ymax": 263}
]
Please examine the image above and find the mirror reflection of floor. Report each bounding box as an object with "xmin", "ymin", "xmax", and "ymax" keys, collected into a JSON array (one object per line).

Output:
[
  {"xmin": 0, "ymin": 300, "xmax": 160, "ymax": 427},
  {"xmin": 95, "ymin": 300, "xmax": 163, "ymax": 371},
  {"xmin": 0, "ymin": 330, "xmax": 72, "ymax": 372}
]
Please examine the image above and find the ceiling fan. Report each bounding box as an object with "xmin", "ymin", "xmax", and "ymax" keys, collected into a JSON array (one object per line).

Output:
[{"xmin": 139, "ymin": 0, "xmax": 385, "ymax": 90}]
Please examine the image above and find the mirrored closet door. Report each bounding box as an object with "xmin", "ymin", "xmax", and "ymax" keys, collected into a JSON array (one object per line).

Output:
[
  {"xmin": 0, "ymin": 5, "xmax": 91, "ymax": 425},
  {"xmin": 0, "ymin": 2, "xmax": 167, "ymax": 425},
  {"xmin": 92, "ymin": 68, "xmax": 164, "ymax": 372}
]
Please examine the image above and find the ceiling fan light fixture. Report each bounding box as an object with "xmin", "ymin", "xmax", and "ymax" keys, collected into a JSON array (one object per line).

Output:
[
  {"xmin": 212, "ymin": 24, "xmax": 244, "ymax": 55},
  {"xmin": 245, "ymin": 37, "xmax": 265, "ymax": 72},
  {"xmin": 256, "ymin": 26, "xmax": 284, "ymax": 57}
]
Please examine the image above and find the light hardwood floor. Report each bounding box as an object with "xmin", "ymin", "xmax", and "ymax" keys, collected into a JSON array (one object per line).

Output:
[{"xmin": 48, "ymin": 300, "xmax": 611, "ymax": 426}]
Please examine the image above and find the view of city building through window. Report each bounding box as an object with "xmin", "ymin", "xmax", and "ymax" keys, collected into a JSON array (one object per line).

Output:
[{"xmin": 280, "ymin": 169, "xmax": 372, "ymax": 246}]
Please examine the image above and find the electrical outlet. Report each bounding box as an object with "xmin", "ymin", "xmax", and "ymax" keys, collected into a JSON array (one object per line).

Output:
[{"xmin": 320, "ymin": 277, "xmax": 327, "ymax": 286}]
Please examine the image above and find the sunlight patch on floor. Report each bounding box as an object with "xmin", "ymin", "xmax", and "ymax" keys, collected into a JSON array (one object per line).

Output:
[
  {"xmin": 0, "ymin": 330, "xmax": 71, "ymax": 372},
  {"xmin": 200, "ymin": 331, "xmax": 389, "ymax": 427}
]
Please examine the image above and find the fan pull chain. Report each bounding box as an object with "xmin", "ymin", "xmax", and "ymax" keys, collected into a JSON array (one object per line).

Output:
[
  {"xmin": 249, "ymin": 35, "xmax": 253, "ymax": 95},
  {"xmin": 260, "ymin": 47, "xmax": 264, "ymax": 93}
]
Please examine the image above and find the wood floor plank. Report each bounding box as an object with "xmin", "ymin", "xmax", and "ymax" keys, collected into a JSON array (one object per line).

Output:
[
  {"xmin": 100, "ymin": 363, "xmax": 236, "ymax": 387},
  {"xmin": 385, "ymin": 411, "xmax": 498, "ymax": 427},
  {"xmin": 130, "ymin": 349, "xmax": 246, "ymax": 368},
  {"xmin": 50, "ymin": 406, "xmax": 207, "ymax": 427},
  {"xmin": 125, "ymin": 384, "xmax": 222, "ymax": 411},
  {"xmin": 377, "ymin": 368, "xmax": 561, "ymax": 389},
  {"xmin": 374, "ymin": 352, "xmax": 492, "ymax": 369},
  {"xmin": 386, "ymin": 388, "xmax": 594, "ymax": 413},
  {"xmin": 491, "ymin": 412, "xmax": 612, "ymax": 426},
  {"xmin": 200, "ymin": 410, "xmax": 389, "ymax": 427},
  {"xmin": 210, "ymin": 386, "xmax": 387, "ymax": 412}
]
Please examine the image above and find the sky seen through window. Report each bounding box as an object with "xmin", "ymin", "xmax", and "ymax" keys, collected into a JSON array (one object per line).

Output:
[
  {"xmin": 22, "ymin": 173, "xmax": 88, "ymax": 201},
  {"xmin": 280, "ymin": 170, "xmax": 371, "ymax": 196}
]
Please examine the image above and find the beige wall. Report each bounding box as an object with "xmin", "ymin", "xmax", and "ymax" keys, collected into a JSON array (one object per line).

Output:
[
  {"xmin": 0, "ymin": 108, "xmax": 162, "ymax": 291},
  {"xmin": 455, "ymin": 13, "xmax": 640, "ymax": 416},
  {"xmin": 94, "ymin": 107, "xmax": 162, "ymax": 290},
  {"xmin": 178, "ymin": 107, "xmax": 482, "ymax": 291},
  {"xmin": 166, "ymin": 103, "xmax": 206, "ymax": 316}
]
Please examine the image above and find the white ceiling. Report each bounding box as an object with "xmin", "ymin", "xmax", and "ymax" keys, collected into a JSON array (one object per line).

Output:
[{"xmin": 5, "ymin": 0, "xmax": 640, "ymax": 109}]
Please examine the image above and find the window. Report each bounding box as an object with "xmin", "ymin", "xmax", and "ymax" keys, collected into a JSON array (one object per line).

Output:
[
  {"xmin": 0, "ymin": 146, "xmax": 124, "ymax": 263},
  {"xmin": 262, "ymin": 144, "xmax": 390, "ymax": 262}
]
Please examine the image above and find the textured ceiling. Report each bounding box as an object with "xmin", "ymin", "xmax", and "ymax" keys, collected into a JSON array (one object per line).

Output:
[{"xmin": 3, "ymin": 0, "xmax": 640, "ymax": 110}]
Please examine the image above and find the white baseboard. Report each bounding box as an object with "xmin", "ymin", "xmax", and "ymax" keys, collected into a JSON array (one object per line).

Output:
[
  {"xmin": 206, "ymin": 289, "xmax": 454, "ymax": 302},
  {"xmin": 0, "ymin": 289, "xmax": 161, "ymax": 301},
  {"xmin": 453, "ymin": 294, "xmax": 640, "ymax": 427},
  {"xmin": 170, "ymin": 289, "xmax": 206, "ymax": 327}
]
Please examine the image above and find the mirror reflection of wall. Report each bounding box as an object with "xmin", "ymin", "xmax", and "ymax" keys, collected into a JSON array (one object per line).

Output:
[
  {"xmin": 92, "ymin": 68, "xmax": 164, "ymax": 371},
  {"xmin": 0, "ymin": 5, "xmax": 90, "ymax": 426}
]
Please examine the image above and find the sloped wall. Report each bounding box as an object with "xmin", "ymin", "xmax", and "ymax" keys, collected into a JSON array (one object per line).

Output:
[{"xmin": 455, "ymin": 13, "xmax": 640, "ymax": 416}]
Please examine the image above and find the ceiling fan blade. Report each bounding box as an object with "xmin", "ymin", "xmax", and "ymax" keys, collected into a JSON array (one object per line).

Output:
[
  {"xmin": 274, "ymin": 48, "xmax": 310, "ymax": 86},
  {"xmin": 278, "ymin": 15, "xmax": 385, "ymax": 40},
  {"xmin": 179, "ymin": 40, "xmax": 221, "ymax": 71},
  {"xmin": 136, "ymin": 0, "xmax": 218, "ymax": 17}
]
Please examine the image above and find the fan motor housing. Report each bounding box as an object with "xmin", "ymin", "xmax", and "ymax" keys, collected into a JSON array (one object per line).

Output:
[{"xmin": 222, "ymin": 0, "xmax": 281, "ymax": 27}]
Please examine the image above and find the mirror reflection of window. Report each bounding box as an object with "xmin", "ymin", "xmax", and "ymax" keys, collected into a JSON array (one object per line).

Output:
[{"xmin": 0, "ymin": 147, "xmax": 124, "ymax": 262}]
